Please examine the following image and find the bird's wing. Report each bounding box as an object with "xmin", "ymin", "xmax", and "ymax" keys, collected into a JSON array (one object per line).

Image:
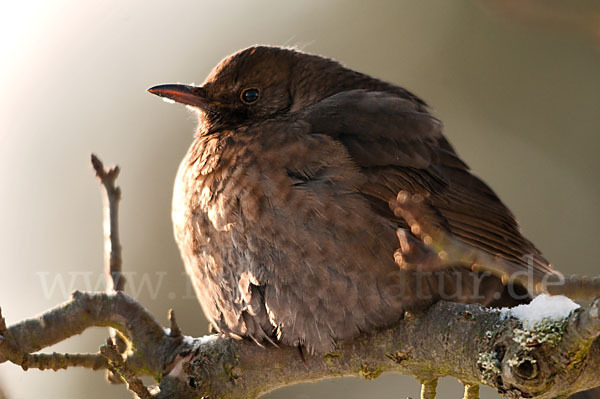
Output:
[{"xmin": 300, "ymin": 89, "xmax": 555, "ymax": 279}]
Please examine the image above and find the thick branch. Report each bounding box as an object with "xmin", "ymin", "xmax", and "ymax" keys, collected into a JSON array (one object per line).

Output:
[
  {"xmin": 162, "ymin": 300, "xmax": 600, "ymax": 399},
  {"xmin": 2, "ymin": 292, "xmax": 599, "ymax": 398},
  {"xmin": 2, "ymin": 157, "xmax": 599, "ymax": 398}
]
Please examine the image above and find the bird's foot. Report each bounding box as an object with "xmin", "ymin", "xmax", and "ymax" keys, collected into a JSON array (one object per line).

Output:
[{"xmin": 394, "ymin": 228, "xmax": 446, "ymax": 272}]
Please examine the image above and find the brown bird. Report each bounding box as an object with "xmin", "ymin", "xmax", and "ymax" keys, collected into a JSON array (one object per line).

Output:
[{"xmin": 148, "ymin": 45, "xmax": 556, "ymax": 353}]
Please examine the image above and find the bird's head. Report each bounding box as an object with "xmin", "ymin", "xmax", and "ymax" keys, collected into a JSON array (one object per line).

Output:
[{"xmin": 148, "ymin": 45, "xmax": 411, "ymax": 134}]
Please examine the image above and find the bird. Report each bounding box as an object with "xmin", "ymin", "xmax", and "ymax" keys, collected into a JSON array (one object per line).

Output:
[{"xmin": 148, "ymin": 45, "xmax": 558, "ymax": 354}]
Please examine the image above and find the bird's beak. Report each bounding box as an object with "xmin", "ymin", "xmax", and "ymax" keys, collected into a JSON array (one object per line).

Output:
[{"xmin": 147, "ymin": 84, "xmax": 213, "ymax": 108}]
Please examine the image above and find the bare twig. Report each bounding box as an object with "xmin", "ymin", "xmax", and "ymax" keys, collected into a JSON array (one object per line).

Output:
[
  {"xmin": 0, "ymin": 292, "xmax": 174, "ymax": 378},
  {"xmin": 100, "ymin": 339, "xmax": 153, "ymax": 399},
  {"xmin": 91, "ymin": 154, "xmax": 128, "ymax": 384},
  {"xmin": 168, "ymin": 309, "xmax": 182, "ymax": 338},
  {"xmin": 20, "ymin": 352, "xmax": 107, "ymax": 371},
  {"xmin": 90, "ymin": 154, "xmax": 124, "ymax": 293}
]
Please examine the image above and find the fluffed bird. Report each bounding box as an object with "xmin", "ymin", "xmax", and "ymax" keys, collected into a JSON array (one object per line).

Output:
[{"xmin": 149, "ymin": 45, "xmax": 559, "ymax": 353}]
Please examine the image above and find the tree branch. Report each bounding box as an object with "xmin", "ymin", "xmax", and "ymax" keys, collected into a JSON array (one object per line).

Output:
[
  {"xmin": 1, "ymin": 291, "xmax": 600, "ymax": 398},
  {"xmin": 91, "ymin": 154, "xmax": 124, "ymax": 293},
  {"xmin": 1, "ymin": 155, "xmax": 600, "ymax": 398},
  {"xmin": 20, "ymin": 352, "xmax": 107, "ymax": 371},
  {"xmin": 91, "ymin": 154, "xmax": 129, "ymax": 383},
  {"xmin": 100, "ymin": 339, "xmax": 154, "ymax": 399}
]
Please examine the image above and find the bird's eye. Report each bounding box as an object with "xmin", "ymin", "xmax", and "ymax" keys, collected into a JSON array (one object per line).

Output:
[{"xmin": 240, "ymin": 88, "xmax": 260, "ymax": 104}]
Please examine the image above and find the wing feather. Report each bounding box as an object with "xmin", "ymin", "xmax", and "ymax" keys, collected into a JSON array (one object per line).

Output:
[{"xmin": 301, "ymin": 89, "xmax": 554, "ymax": 277}]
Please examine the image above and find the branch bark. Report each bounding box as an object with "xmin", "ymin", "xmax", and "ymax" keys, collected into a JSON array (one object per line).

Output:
[
  {"xmin": 91, "ymin": 154, "xmax": 124, "ymax": 293},
  {"xmin": 91, "ymin": 154, "xmax": 128, "ymax": 360},
  {"xmin": 1, "ymin": 155, "xmax": 600, "ymax": 398},
  {"xmin": 1, "ymin": 292, "xmax": 600, "ymax": 398}
]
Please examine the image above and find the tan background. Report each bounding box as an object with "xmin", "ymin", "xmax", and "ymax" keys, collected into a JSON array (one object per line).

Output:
[{"xmin": 1, "ymin": 0, "xmax": 599, "ymax": 398}]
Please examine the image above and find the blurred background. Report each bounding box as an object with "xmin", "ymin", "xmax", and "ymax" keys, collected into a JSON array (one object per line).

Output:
[{"xmin": 1, "ymin": 0, "xmax": 599, "ymax": 397}]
